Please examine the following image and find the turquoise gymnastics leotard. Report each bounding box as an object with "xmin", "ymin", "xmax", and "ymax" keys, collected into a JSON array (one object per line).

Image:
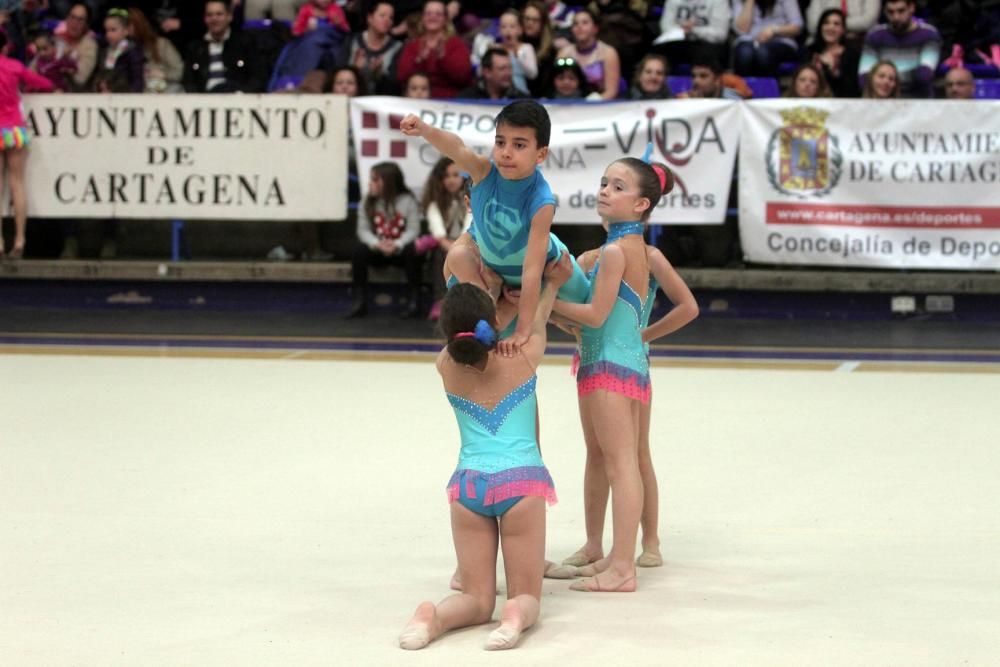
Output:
[
  {"xmin": 469, "ymin": 163, "xmax": 590, "ymax": 303},
  {"xmin": 445, "ymin": 374, "xmax": 557, "ymax": 517},
  {"xmin": 575, "ymin": 222, "xmax": 652, "ymax": 404}
]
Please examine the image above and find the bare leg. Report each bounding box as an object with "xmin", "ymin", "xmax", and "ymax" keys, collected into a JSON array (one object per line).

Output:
[
  {"xmin": 637, "ymin": 393, "xmax": 662, "ymax": 567},
  {"xmin": 570, "ymin": 392, "xmax": 641, "ymax": 592},
  {"xmin": 563, "ymin": 394, "xmax": 607, "ymax": 566},
  {"xmin": 399, "ymin": 503, "xmax": 498, "ymax": 649},
  {"xmin": 7, "ymin": 148, "xmax": 27, "ymax": 256},
  {"xmin": 488, "ymin": 497, "xmax": 545, "ymax": 650}
]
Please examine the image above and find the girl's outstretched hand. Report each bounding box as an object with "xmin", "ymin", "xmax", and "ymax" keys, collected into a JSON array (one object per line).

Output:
[{"xmin": 399, "ymin": 114, "xmax": 426, "ymax": 137}]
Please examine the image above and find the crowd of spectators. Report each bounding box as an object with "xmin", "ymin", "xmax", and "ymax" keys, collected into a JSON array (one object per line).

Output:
[
  {"xmin": 3, "ymin": 0, "xmax": 997, "ymax": 271},
  {"xmin": 2, "ymin": 0, "xmax": 995, "ymax": 101}
]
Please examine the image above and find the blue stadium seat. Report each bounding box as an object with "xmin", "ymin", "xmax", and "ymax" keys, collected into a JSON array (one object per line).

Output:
[
  {"xmin": 975, "ymin": 78, "xmax": 1000, "ymax": 99},
  {"xmin": 744, "ymin": 77, "xmax": 781, "ymax": 98},
  {"xmin": 667, "ymin": 75, "xmax": 692, "ymax": 96},
  {"xmin": 777, "ymin": 61, "xmax": 799, "ymax": 76}
]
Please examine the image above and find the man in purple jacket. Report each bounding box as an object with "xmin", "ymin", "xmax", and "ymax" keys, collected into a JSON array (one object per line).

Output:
[{"xmin": 859, "ymin": 0, "xmax": 941, "ymax": 98}]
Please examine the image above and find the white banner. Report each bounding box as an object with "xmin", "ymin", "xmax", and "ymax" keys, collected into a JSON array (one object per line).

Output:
[
  {"xmin": 739, "ymin": 99, "xmax": 1000, "ymax": 269},
  {"xmin": 22, "ymin": 94, "xmax": 348, "ymax": 220},
  {"xmin": 350, "ymin": 96, "xmax": 740, "ymax": 224}
]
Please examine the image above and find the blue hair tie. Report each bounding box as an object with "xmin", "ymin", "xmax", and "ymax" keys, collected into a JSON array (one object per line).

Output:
[
  {"xmin": 640, "ymin": 142, "xmax": 654, "ymax": 164},
  {"xmin": 474, "ymin": 319, "xmax": 496, "ymax": 346}
]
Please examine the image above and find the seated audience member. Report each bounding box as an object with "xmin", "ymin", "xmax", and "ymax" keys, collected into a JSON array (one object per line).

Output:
[
  {"xmin": 785, "ymin": 63, "xmax": 832, "ymax": 97},
  {"xmin": 28, "ymin": 30, "xmax": 77, "ymax": 92},
  {"xmin": 541, "ymin": 55, "xmax": 594, "ymax": 99},
  {"xmin": 859, "ymin": 0, "xmax": 940, "ymax": 98},
  {"xmin": 130, "ymin": 0, "xmax": 202, "ymax": 54},
  {"xmin": 809, "ymin": 8, "xmax": 861, "ymax": 97},
  {"xmin": 732, "ymin": 0, "xmax": 803, "ymax": 77},
  {"xmin": 242, "ymin": 0, "xmax": 298, "ymax": 22},
  {"xmin": 806, "ymin": 0, "xmax": 880, "ymax": 44},
  {"xmin": 861, "ymin": 59, "xmax": 900, "ymax": 98},
  {"xmin": 458, "ymin": 47, "xmax": 530, "ymax": 99},
  {"xmin": 339, "ymin": 1, "xmax": 401, "ymax": 95},
  {"xmin": 422, "ymin": 158, "xmax": 472, "ymax": 321},
  {"xmin": 522, "ymin": 0, "xmax": 557, "ymax": 96},
  {"xmin": 497, "ymin": 8, "xmax": 538, "ymax": 94},
  {"xmin": 396, "ymin": 0, "xmax": 472, "ymax": 99},
  {"xmin": 402, "ymin": 70, "xmax": 431, "ymax": 98},
  {"xmin": 629, "ymin": 53, "xmax": 672, "ymax": 99},
  {"xmin": 92, "ymin": 8, "xmax": 144, "ymax": 93},
  {"xmin": 128, "ymin": 7, "xmax": 183, "ymax": 93},
  {"xmin": 55, "ymin": 2, "xmax": 98, "ymax": 90},
  {"xmin": 183, "ymin": 0, "xmax": 265, "ymax": 93},
  {"xmin": 557, "ymin": 8, "xmax": 621, "ymax": 100},
  {"xmin": 654, "ymin": 0, "xmax": 730, "ymax": 67},
  {"xmin": 680, "ymin": 56, "xmax": 743, "ymax": 99},
  {"xmin": 332, "ymin": 65, "xmax": 367, "ymax": 96},
  {"xmin": 292, "ymin": 0, "xmax": 349, "ymax": 37},
  {"xmin": 943, "ymin": 66, "xmax": 975, "ymax": 99},
  {"xmin": 348, "ymin": 162, "xmax": 425, "ymax": 320}
]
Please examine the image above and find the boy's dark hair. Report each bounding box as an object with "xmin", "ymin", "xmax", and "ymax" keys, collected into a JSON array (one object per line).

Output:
[
  {"xmin": 612, "ymin": 157, "xmax": 672, "ymax": 221},
  {"xmin": 691, "ymin": 54, "xmax": 723, "ymax": 76},
  {"xmin": 494, "ymin": 99, "xmax": 551, "ymax": 148},
  {"xmin": 440, "ymin": 283, "xmax": 498, "ymax": 366},
  {"xmin": 481, "ymin": 47, "xmax": 510, "ymax": 71},
  {"xmin": 205, "ymin": 0, "xmax": 233, "ymax": 12}
]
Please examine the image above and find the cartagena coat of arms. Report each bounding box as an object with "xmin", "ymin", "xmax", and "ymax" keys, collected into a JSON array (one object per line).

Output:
[{"xmin": 766, "ymin": 106, "xmax": 842, "ymax": 198}]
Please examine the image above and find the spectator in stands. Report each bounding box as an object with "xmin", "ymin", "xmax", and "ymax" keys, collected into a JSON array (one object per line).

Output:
[
  {"xmin": 522, "ymin": 1, "xmax": 556, "ymax": 96},
  {"xmin": 92, "ymin": 8, "xmax": 144, "ymax": 93},
  {"xmin": 806, "ymin": 0, "xmax": 880, "ymax": 45},
  {"xmin": 943, "ymin": 65, "xmax": 975, "ymax": 99},
  {"xmin": 785, "ymin": 62, "xmax": 832, "ymax": 97},
  {"xmin": 654, "ymin": 0, "xmax": 731, "ymax": 68},
  {"xmin": 808, "ymin": 8, "xmax": 861, "ymax": 97},
  {"xmin": 629, "ymin": 53, "xmax": 672, "ymax": 99},
  {"xmin": 127, "ymin": 7, "xmax": 183, "ymax": 93},
  {"xmin": 55, "ymin": 2, "xmax": 98, "ymax": 90},
  {"xmin": 557, "ymin": 8, "xmax": 621, "ymax": 100},
  {"xmin": 403, "ymin": 70, "xmax": 431, "ymax": 98},
  {"xmin": 497, "ymin": 8, "xmax": 538, "ymax": 94},
  {"xmin": 861, "ymin": 59, "xmax": 900, "ymax": 98},
  {"xmin": 27, "ymin": 31, "xmax": 77, "ymax": 92},
  {"xmin": 680, "ymin": 56, "xmax": 743, "ymax": 99},
  {"xmin": 396, "ymin": 0, "xmax": 472, "ymax": 98},
  {"xmin": 732, "ymin": 0, "xmax": 803, "ymax": 77},
  {"xmin": 348, "ymin": 162, "xmax": 425, "ymax": 319},
  {"xmin": 131, "ymin": 0, "xmax": 202, "ymax": 53},
  {"xmin": 183, "ymin": 0, "xmax": 265, "ymax": 93},
  {"xmin": 541, "ymin": 55, "xmax": 593, "ymax": 99},
  {"xmin": 0, "ymin": 29, "xmax": 53, "ymax": 260},
  {"xmin": 458, "ymin": 47, "xmax": 530, "ymax": 100},
  {"xmin": 339, "ymin": 1, "xmax": 401, "ymax": 95},
  {"xmin": 859, "ymin": 0, "xmax": 940, "ymax": 98},
  {"xmin": 242, "ymin": 0, "xmax": 297, "ymax": 23},
  {"xmin": 291, "ymin": 0, "xmax": 349, "ymax": 37},
  {"xmin": 332, "ymin": 64, "xmax": 367, "ymax": 96},
  {"xmin": 422, "ymin": 157, "xmax": 472, "ymax": 321}
]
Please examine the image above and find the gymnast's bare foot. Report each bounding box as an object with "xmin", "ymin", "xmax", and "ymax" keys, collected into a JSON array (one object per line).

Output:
[
  {"xmin": 450, "ymin": 568, "xmax": 462, "ymax": 591},
  {"xmin": 543, "ymin": 559, "xmax": 577, "ymax": 579},
  {"xmin": 485, "ymin": 599, "xmax": 525, "ymax": 650},
  {"xmin": 399, "ymin": 601, "xmax": 437, "ymax": 650}
]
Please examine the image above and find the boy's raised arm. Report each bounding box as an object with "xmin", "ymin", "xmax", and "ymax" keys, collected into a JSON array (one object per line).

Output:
[{"xmin": 400, "ymin": 114, "xmax": 491, "ymax": 184}]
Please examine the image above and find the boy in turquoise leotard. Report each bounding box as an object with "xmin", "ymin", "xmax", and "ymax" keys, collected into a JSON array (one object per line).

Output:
[{"xmin": 400, "ymin": 100, "xmax": 589, "ymax": 355}]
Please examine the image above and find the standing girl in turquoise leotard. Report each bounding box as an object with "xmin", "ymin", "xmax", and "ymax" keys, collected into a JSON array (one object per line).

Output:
[
  {"xmin": 399, "ymin": 254, "xmax": 572, "ymax": 651},
  {"xmin": 551, "ymin": 158, "xmax": 669, "ymax": 593}
]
